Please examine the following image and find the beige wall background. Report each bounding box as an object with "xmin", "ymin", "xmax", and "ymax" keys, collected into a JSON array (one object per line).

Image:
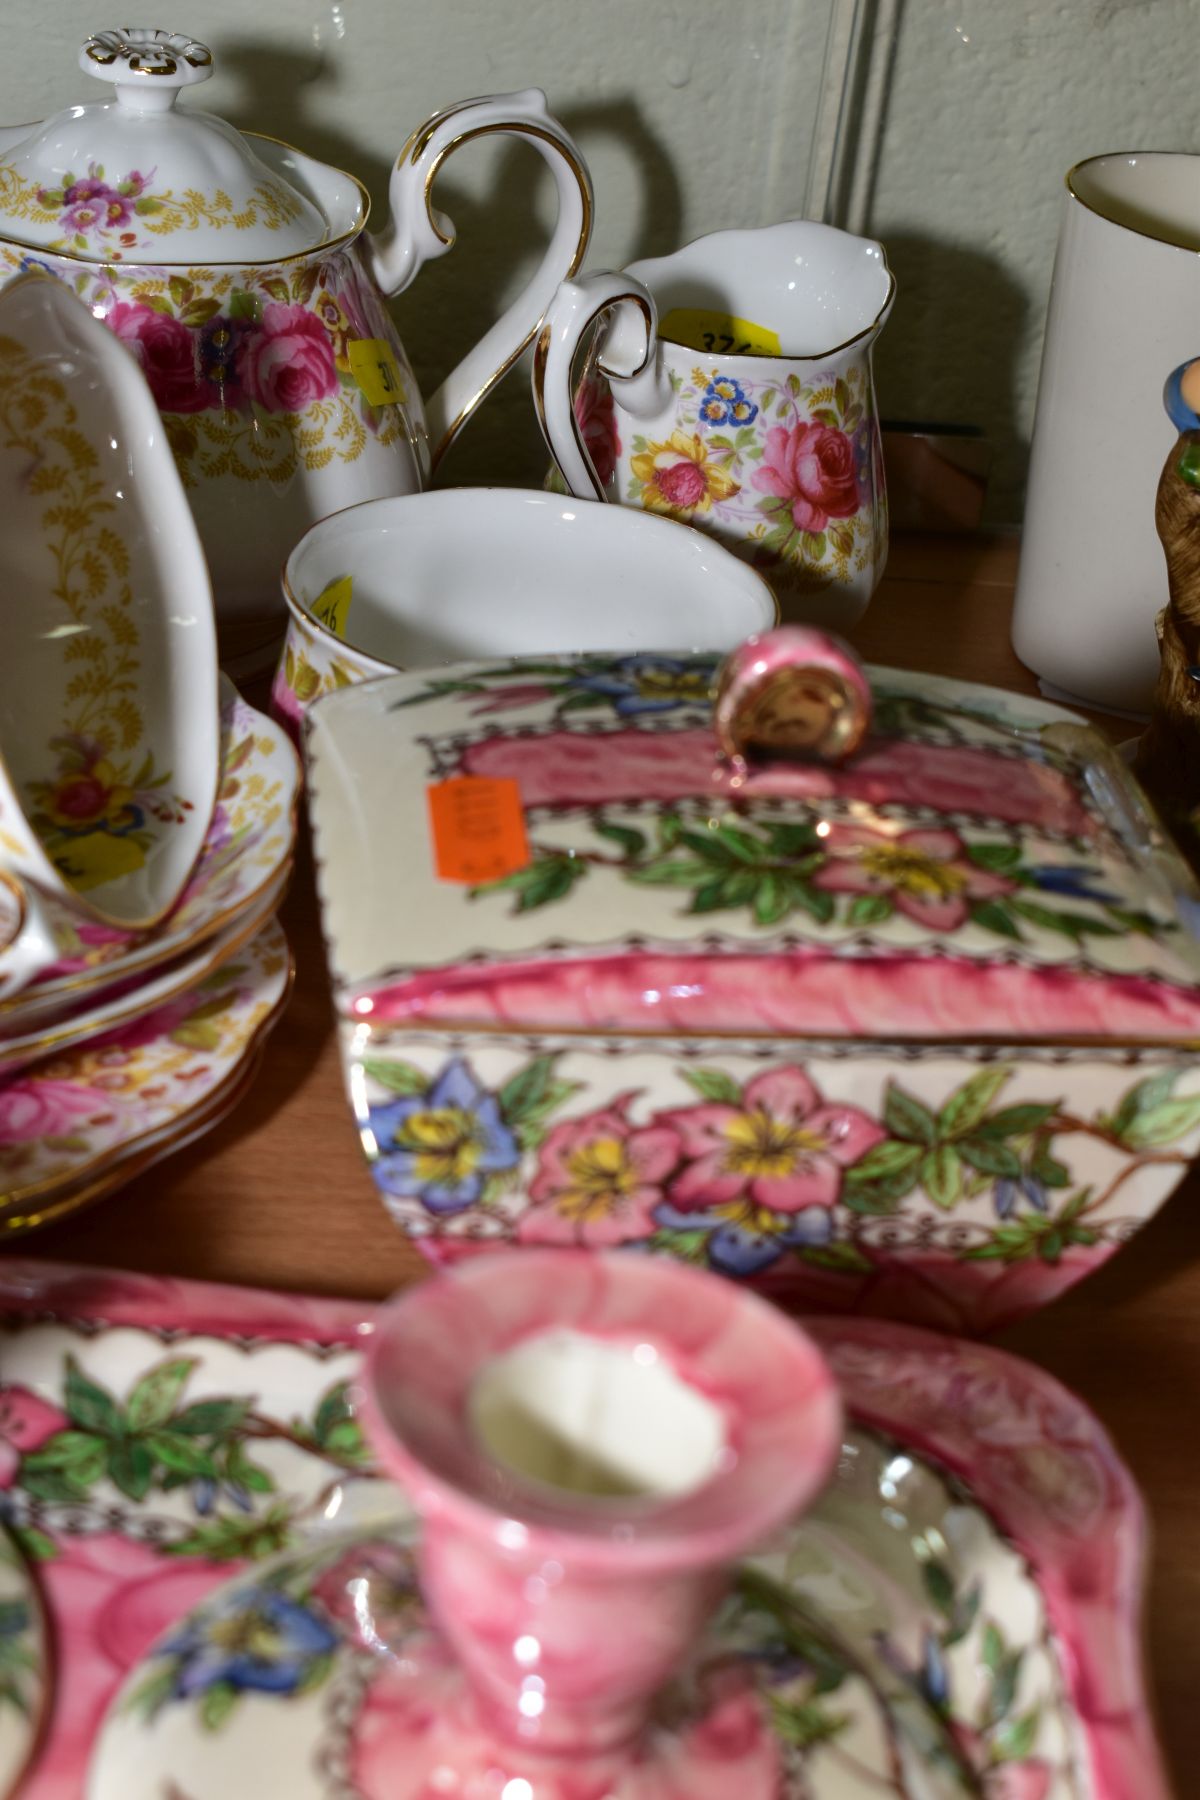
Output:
[{"xmin": 5, "ymin": 0, "xmax": 1197, "ymax": 517}]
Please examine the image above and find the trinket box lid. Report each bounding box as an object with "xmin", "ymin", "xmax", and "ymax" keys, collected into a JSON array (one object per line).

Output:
[
  {"xmin": 0, "ymin": 28, "xmax": 339, "ymax": 263},
  {"xmin": 305, "ymin": 635, "xmax": 1200, "ymax": 1046}
]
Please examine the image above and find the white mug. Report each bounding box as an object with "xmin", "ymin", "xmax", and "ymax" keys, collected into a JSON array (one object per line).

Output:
[
  {"xmin": 271, "ymin": 487, "xmax": 778, "ymax": 733},
  {"xmin": 533, "ymin": 221, "xmax": 894, "ymax": 631},
  {"xmin": 1014, "ymin": 153, "xmax": 1200, "ymax": 713}
]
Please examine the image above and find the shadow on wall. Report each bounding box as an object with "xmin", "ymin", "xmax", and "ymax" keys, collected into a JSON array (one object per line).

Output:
[
  {"xmin": 219, "ymin": 41, "xmax": 681, "ymax": 492},
  {"xmin": 871, "ymin": 234, "xmax": 1030, "ymax": 523}
]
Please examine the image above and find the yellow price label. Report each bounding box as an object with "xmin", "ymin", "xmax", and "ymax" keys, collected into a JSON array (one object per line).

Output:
[
  {"xmin": 348, "ymin": 338, "xmax": 406, "ymax": 407},
  {"xmin": 311, "ymin": 574, "xmax": 353, "ymax": 639},
  {"xmin": 659, "ymin": 307, "xmax": 781, "ymax": 359}
]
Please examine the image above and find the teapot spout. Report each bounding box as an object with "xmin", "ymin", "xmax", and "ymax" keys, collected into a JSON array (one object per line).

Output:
[{"xmin": 365, "ymin": 89, "xmax": 592, "ymax": 466}]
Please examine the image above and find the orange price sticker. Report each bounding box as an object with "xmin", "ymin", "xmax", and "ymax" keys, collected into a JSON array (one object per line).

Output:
[{"xmin": 427, "ymin": 777, "xmax": 530, "ymax": 884}]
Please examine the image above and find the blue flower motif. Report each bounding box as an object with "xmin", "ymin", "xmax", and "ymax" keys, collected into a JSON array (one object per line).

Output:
[
  {"xmin": 192, "ymin": 1474, "xmax": 252, "ymax": 1516},
  {"xmin": 698, "ymin": 375, "xmax": 758, "ymax": 429},
  {"xmin": 1027, "ymin": 864, "xmax": 1120, "ymax": 905},
  {"xmin": 569, "ymin": 655, "xmax": 716, "ymax": 717},
  {"xmin": 994, "ymin": 1174, "xmax": 1048, "ymax": 1219},
  {"xmin": 918, "ymin": 1627, "xmax": 950, "ymax": 1711},
  {"xmin": 652, "ymin": 1201, "xmax": 833, "ymax": 1275},
  {"xmin": 161, "ymin": 1586, "xmax": 337, "ymax": 1700},
  {"xmin": 367, "ymin": 1056, "xmax": 518, "ymax": 1215}
]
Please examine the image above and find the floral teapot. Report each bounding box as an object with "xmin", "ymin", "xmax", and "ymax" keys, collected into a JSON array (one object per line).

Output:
[{"xmin": 0, "ymin": 28, "xmax": 592, "ymax": 665}]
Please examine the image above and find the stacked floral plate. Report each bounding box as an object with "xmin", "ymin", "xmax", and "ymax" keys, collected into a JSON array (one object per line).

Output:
[{"xmin": 0, "ymin": 680, "xmax": 298, "ymax": 1233}]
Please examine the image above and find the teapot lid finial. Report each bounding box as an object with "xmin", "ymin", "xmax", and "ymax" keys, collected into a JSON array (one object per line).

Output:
[
  {"xmin": 80, "ymin": 28, "xmax": 213, "ymax": 111},
  {"xmin": 0, "ymin": 26, "xmax": 334, "ymax": 262}
]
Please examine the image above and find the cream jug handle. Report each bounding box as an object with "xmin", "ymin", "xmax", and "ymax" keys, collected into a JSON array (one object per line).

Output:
[
  {"xmin": 533, "ymin": 270, "xmax": 672, "ymax": 500},
  {"xmin": 367, "ymin": 90, "xmax": 592, "ymax": 469}
]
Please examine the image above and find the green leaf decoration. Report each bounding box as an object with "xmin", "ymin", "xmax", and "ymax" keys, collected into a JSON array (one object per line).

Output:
[
  {"xmin": 10, "ymin": 1526, "xmax": 56, "ymax": 1564},
  {"xmin": 943, "ymin": 1582, "xmax": 982, "ymax": 1648},
  {"xmin": 1011, "ymin": 898, "xmax": 1121, "ymax": 940},
  {"xmin": 167, "ymin": 1503, "xmax": 295, "ymax": 1562},
  {"xmin": 227, "ymin": 290, "xmax": 262, "ymax": 323},
  {"xmin": 762, "ymin": 821, "xmax": 821, "ymax": 857},
  {"xmin": 752, "ymin": 872, "xmax": 791, "ymax": 926},
  {"xmin": 965, "ymin": 841, "xmax": 1023, "ymax": 873},
  {"xmin": 680, "ymin": 1067, "xmax": 743, "ymax": 1105},
  {"xmin": 1030, "ymin": 1141, "xmax": 1070, "ymax": 1187},
  {"xmin": 992, "ymin": 1709, "xmax": 1040, "ymax": 1763},
  {"xmin": 627, "ymin": 855, "xmax": 714, "ymax": 887},
  {"xmin": 1109, "ymin": 1068, "xmax": 1175, "ymax": 1139},
  {"xmin": 126, "ymin": 1358, "xmax": 198, "ymax": 1434},
  {"xmin": 20, "ymin": 1468, "xmax": 89, "ymax": 1503},
  {"xmin": 23, "ymin": 1431, "xmax": 108, "ymax": 1487},
  {"xmin": 1057, "ymin": 1187, "xmax": 1093, "ymax": 1224},
  {"xmin": 981, "ymin": 1621, "xmax": 1005, "ymax": 1673},
  {"xmin": 1038, "ymin": 1229, "xmax": 1065, "ymax": 1263},
  {"xmin": 295, "ymin": 1650, "xmax": 334, "ymax": 1697},
  {"xmin": 593, "ymin": 820, "xmax": 647, "ymax": 858},
  {"xmin": 921, "ymin": 1145, "xmax": 963, "ymax": 1210},
  {"xmin": 1120, "ymin": 1093, "xmax": 1200, "ymax": 1149},
  {"xmin": 785, "ymin": 881, "xmax": 836, "ymax": 926},
  {"xmin": 978, "ymin": 1102, "xmax": 1059, "ymax": 1139},
  {"xmin": 645, "ymin": 1228, "xmax": 712, "ymax": 1263},
  {"xmin": 845, "ymin": 1139, "xmax": 924, "ymax": 1182},
  {"xmin": 477, "ymin": 853, "xmax": 586, "ymax": 914},
  {"xmin": 1105, "ymin": 905, "xmax": 1164, "ymax": 936},
  {"xmin": 144, "ymin": 1434, "xmax": 217, "ymax": 1479},
  {"xmin": 172, "ymin": 1398, "xmax": 250, "ymax": 1437},
  {"xmin": 846, "ymin": 893, "xmax": 894, "ymax": 928},
  {"xmin": 498, "ymin": 1055, "xmax": 559, "ymax": 1125},
  {"xmin": 64, "ymin": 1358, "xmax": 123, "ymax": 1437},
  {"xmin": 988, "ymin": 1647, "xmax": 1024, "ymax": 1723},
  {"xmin": 970, "ymin": 899, "xmax": 1023, "ymax": 940},
  {"xmin": 957, "ymin": 1137, "xmax": 1022, "ymax": 1178},
  {"xmin": 123, "ymin": 1661, "xmax": 177, "ymax": 1722},
  {"xmin": 798, "ymin": 1242, "xmax": 873, "ymax": 1275},
  {"xmin": 360, "ymin": 1057, "xmax": 428, "ymax": 1097},
  {"xmin": 200, "ymin": 1681, "xmax": 239, "ymax": 1732},
  {"xmin": 883, "ymin": 1083, "xmax": 937, "ymax": 1145},
  {"xmin": 921, "ymin": 1559, "xmax": 956, "ymax": 1618},
  {"xmin": 937, "ymin": 1067, "xmax": 1013, "ymax": 1139},
  {"xmin": 841, "ymin": 1183, "xmax": 906, "ymax": 1216},
  {"xmin": 223, "ymin": 1442, "xmax": 275, "ymax": 1493},
  {"xmin": 107, "ymin": 1439, "xmax": 155, "ymax": 1503},
  {"xmin": 690, "ymin": 871, "xmax": 761, "ymax": 913},
  {"xmin": 766, "ymin": 1694, "xmax": 849, "ymax": 1748}
]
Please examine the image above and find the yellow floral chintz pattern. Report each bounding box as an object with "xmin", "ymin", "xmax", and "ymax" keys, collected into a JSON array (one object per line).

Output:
[{"xmin": 0, "ymin": 333, "xmax": 187, "ymax": 890}]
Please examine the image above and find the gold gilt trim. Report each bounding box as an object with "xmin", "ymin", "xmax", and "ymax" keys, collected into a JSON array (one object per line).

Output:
[
  {"xmin": 0, "ymin": 878, "xmax": 281, "ymax": 1070},
  {"xmin": 0, "ymin": 868, "xmax": 26, "ymax": 957},
  {"xmin": 424, "ymin": 120, "xmax": 593, "ymax": 469},
  {"xmin": 1066, "ymin": 151, "xmax": 1200, "ymax": 253},
  {"xmin": 0, "ymin": 942, "xmax": 293, "ymax": 1216},
  {"xmin": 0, "ymin": 1044, "xmax": 270, "ymax": 1230},
  {"xmin": 531, "ymin": 285, "xmax": 657, "ymax": 503}
]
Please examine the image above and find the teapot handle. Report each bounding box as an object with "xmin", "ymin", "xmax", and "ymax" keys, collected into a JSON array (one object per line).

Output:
[
  {"xmin": 366, "ymin": 90, "xmax": 592, "ymax": 470},
  {"xmin": 532, "ymin": 270, "xmax": 670, "ymax": 500}
]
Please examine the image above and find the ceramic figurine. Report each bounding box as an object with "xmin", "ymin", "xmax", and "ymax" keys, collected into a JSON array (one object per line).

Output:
[
  {"xmin": 271, "ymin": 486, "xmax": 777, "ymax": 736},
  {"xmin": 306, "ymin": 626, "xmax": 1200, "ymax": 1336},
  {"xmin": 0, "ymin": 27, "xmax": 593, "ymax": 660},
  {"xmin": 1133, "ymin": 357, "xmax": 1200, "ymax": 829},
  {"xmin": 535, "ymin": 220, "xmax": 894, "ymax": 628}
]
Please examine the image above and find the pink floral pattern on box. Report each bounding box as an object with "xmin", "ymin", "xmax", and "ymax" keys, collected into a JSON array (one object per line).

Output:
[{"xmin": 351, "ymin": 1040, "xmax": 1200, "ymax": 1334}]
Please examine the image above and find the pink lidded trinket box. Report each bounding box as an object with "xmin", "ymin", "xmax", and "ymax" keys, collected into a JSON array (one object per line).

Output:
[{"xmin": 305, "ymin": 627, "xmax": 1200, "ymax": 1334}]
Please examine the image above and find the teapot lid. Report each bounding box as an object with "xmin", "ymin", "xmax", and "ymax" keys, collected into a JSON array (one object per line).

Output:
[{"xmin": 0, "ymin": 28, "xmax": 330, "ymax": 263}]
